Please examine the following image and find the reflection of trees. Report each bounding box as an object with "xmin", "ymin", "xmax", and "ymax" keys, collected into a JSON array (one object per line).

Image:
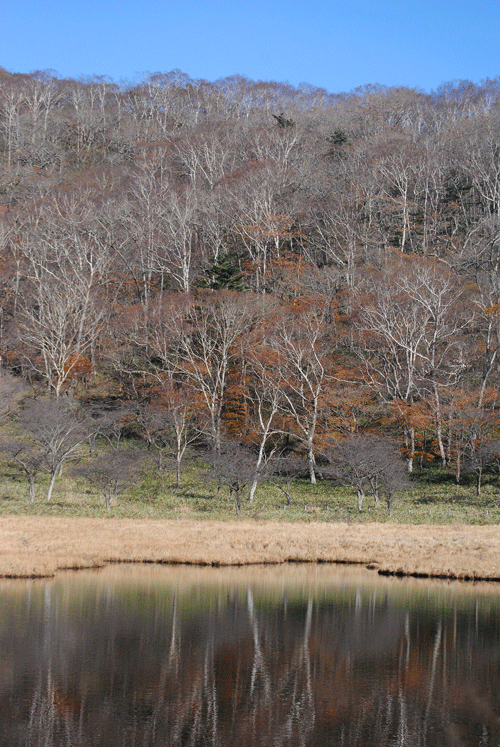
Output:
[
  {"xmin": 0, "ymin": 580, "xmax": 499, "ymax": 746},
  {"xmin": 272, "ymin": 596, "xmax": 315, "ymax": 747},
  {"xmin": 247, "ymin": 586, "xmax": 271, "ymax": 702}
]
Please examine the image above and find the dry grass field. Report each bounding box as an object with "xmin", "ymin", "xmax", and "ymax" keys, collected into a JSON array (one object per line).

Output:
[{"xmin": 1, "ymin": 516, "xmax": 499, "ymax": 581}]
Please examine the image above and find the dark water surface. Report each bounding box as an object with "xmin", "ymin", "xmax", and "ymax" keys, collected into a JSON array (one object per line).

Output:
[{"xmin": 0, "ymin": 563, "xmax": 499, "ymax": 746}]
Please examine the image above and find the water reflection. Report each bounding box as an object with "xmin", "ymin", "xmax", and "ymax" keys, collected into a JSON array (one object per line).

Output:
[{"xmin": 0, "ymin": 564, "xmax": 499, "ymax": 746}]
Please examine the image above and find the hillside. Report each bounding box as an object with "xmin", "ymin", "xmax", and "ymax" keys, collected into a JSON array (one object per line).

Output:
[{"xmin": 0, "ymin": 70, "xmax": 500, "ymax": 502}]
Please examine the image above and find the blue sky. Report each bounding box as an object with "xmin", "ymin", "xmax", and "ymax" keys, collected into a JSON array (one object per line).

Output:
[{"xmin": 2, "ymin": 0, "xmax": 499, "ymax": 94}]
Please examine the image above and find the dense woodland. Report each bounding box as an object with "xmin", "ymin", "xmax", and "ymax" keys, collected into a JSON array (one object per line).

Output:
[{"xmin": 1, "ymin": 67, "xmax": 500, "ymax": 503}]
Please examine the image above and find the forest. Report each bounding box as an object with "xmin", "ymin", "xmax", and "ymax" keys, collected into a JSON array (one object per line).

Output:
[{"xmin": 0, "ymin": 67, "xmax": 500, "ymax": 510}]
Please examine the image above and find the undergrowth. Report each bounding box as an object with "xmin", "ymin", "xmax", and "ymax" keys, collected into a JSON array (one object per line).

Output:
[{"xmin": 0, "ymin": 452, "xmax": 498, "ymax": 525}]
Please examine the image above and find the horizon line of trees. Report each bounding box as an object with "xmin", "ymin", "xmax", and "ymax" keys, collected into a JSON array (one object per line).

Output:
[{"xmin": 1, "ymin": 68, "xmax": 500, "ymax": 507}]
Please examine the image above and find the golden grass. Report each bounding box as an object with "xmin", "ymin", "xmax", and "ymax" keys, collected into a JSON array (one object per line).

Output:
[{"xmin": 0, "ymin": 516, "xmax": 499, "ymax": 581}]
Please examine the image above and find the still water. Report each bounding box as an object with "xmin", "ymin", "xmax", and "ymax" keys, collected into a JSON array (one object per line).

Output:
[{"xmin": 0, "ymin": 563, "xmax": 499, "ymax": 747}]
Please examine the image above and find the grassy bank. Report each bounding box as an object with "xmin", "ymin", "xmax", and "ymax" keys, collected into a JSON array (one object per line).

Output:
[
  {"xmin": 0, "ymin": 458, "xmax": 499, "ymax": 581},
  {"xmin": 0, "ymin": 516, "xmax": 499, "ymax": 581},
  {"xmin": 0, "ymin": 458, "xmax": 498, "ymax": 526}
]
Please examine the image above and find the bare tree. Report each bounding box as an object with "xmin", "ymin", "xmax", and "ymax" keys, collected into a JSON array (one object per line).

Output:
[
  {"xmin": 73, "ymin": 447, "xmax": 140, "ymax": 510},
  {"xmin": 136, "ymin": 394, "xmax": 197, "ymax": 488},
  {"xmin": 172, "ymin": 121, "xmax": 242, "ymax": 189},
  {"xmin": 13, "ymin": 194, "xmax": 112, "ymax": 396},
  {"xmin": 357, "ymin": 257, "xmax": 470, "ymax": 470},
  {"xmin": 101, "ymin": 305, "xmax": 200, "ymax": 487},
  {"xmin": 266, "ymin": 452, "xmax": 308, "ymax": 507},
  {"xmin": 202, "ymin": 439, "xmax": 261, "ymax": 514},
  {"xmin": 265, "ymin": 303, "xmax": 333, "ymax": 483},
  {"xmin": 245, "ymin": 347, "xmax": 285, "ymax": 503},
  {"xmin": 0, "ymin": 440, "xmax": 46, "ymax": 502},
  {"xmin": 0, "ymin": 372, "xmax": 27, "ymax": 420},
  {"xmin": 122, "ymin": 159, "xmax": 201, "ymax": 299},
  {"xmin": 217, "ymin": 159, "xmax": 296, "ymax": 291},
  {"xmin": 17, "ymin": 397, "xmax": 90, "ymax": 501},
  {"xmin": 87, "ymin": 403, "xmax": 134, "ymax": 452},
  {"xmin": 160, "ymin": 291, "xmax": 258, "ymax": 453},
  {"xmin": 322, "ymin": 435, "xmax": 408, "ymax": 513}
]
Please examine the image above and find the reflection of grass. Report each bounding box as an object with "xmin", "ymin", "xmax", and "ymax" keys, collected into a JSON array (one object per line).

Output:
[
  {"xmin": 4, "ymin": 564, "xmax": 500, "ymax": 623},
  {"xmin": 0, "ymin": 451, "xmax": 499, "ymax": 526}
]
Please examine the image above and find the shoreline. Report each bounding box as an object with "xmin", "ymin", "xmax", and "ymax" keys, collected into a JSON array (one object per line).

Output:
[{"xmin": 1, "ymin": 516, "xmax": 499, "ymax": 581}]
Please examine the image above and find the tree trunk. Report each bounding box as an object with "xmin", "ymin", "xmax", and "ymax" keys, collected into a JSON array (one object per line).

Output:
[
  {"xmin": 248, "ymin": 439, "xmax": 267, "ymax": 503},
  {"xmin": 433, "ymin": 383, "xmax": 447, "ymax": 467},
  {"xmin": 404, "ymin": 425, "xmax": 414, "ymax": 474},
  {"xmin": 176, "ymin": 458, "xmax": 181, "ymax": 490},
  {"xmin": 234, "ymin": 487, "xmax": 241, "ymax": 514},
  {"xmin": 356, "ymin": 487, "xmax": 364, "ymax": 512},
  {"xmin": 46, "ymin": 470, "xmax": 57, "ymax": 501},
  {"xmin": 307, "ymin": 442, "xmax": 316, "ymax": 484},
  {"xmin": 455, "ymin": 450, "xmax": 461, "ymax": 484},
  {"xmin": 248, "ymin": 475, "xmax": 259, "ymax": 504}
]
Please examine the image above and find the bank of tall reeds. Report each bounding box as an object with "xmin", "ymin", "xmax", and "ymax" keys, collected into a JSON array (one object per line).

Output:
[{"xmin": 0, "ymin": 515, "xmax": 499, "ymax": 581}]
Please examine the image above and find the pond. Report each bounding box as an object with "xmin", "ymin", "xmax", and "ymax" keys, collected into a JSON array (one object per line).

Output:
[{"xmin": 0, "ymin": 563, "xmax": 499, "ymax": 746}]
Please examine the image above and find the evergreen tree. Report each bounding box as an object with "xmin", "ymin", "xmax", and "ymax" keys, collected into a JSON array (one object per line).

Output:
[{"xmin": 197, "ymin": 253, "xmax": 246, "ymax": 291}]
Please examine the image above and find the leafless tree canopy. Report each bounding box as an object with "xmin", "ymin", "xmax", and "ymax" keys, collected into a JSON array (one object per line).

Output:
[
  {"xmin": 73, "ymin": 448, "xmax": 141, "ymax": 510},
  {"xmin": 1, "ymin": 69, "xmax": 500, "ymax": 499},
  {"xmin": 322, "ymin": 436, "xmax": 410, "ymax": 513},
  {"xmin": 202, "ymin": 439, "xmax": 263, "ymax": 513}
]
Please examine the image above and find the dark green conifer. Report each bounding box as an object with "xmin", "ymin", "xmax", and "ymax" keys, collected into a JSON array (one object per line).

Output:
[{"xmin": 196, "ymin": 252, "xmax": 246, "ymax": 291}]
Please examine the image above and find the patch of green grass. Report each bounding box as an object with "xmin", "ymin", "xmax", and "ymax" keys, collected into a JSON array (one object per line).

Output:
[{"xmin": 0, "ymin": 452, "xmax": 498, "ymax": 524}]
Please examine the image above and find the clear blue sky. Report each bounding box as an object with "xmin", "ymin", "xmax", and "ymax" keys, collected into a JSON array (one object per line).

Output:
[{"xmin": 2, "ymin": 0, "xmax": 499, "ymax": 93}]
